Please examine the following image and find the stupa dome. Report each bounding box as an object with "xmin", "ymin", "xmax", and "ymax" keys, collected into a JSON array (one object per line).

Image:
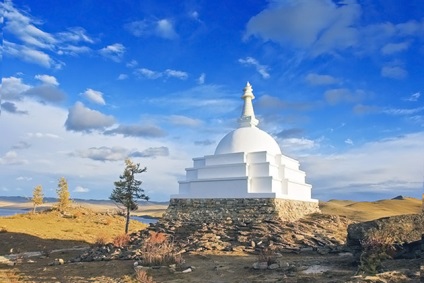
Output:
[
  {"xmin": 215, "ymin": 126, "xmax": 281, "ymax": 155},
  {"xmin": 214, "ymin": 82, "xmax": 282, "ymax": 155}
]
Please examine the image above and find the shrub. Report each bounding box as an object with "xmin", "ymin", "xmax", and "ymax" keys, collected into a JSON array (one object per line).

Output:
[
  {"xmin": 0, "ymin": 227, "xmax": 7, "ymax": 233},
  {"xmin": 135, "ymin": 269, "xmax": 156, "ymax": 283},
  {"xmin": 94, "ymin": 233, "xmax": 109, "ymax": 246},
  {"xmin": 358, "ymin": 228, "xmax": 398, "ymax": 275},
  {"xmin": 113, "ymin": 233, "xmax": 131, "ymax": 247},
  {"xmin": 257, "ymin": 247, "xmax": 277, "ymax": 265},
  {"xmin": 140, "ymin": 232, "xmax": 182, "ymax": 266}
]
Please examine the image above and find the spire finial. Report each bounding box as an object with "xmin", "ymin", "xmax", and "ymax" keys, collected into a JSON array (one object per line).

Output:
[{"xmin": 239, "ymin": 82, "xmax": 259, "ymax": 127}]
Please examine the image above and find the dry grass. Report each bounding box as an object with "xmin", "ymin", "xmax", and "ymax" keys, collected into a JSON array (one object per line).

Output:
[
  {"xmin": 140, "ymin": 232, "xmax": 182, "ymax": 266},
  {"xmin": 0, "ymin": 269, "xmax": 24, "ymax": 283},
  {"xmin": 113, "ymin": 233, "xmax": 131, "ymax": 247},
  {"xmin": 0, "ymin": 206, "xmax": 146, "ymax": 245},
  {"xmin": 135, "ymin": 269, "xmax": 156, "ymax": 283},
  {"xmin": 94, "ymin": 233, "xmax": 109, "ymax": 246},
  {"xmin": 320, "ymin": 197, "xmax": 421, "ymax": 221}
]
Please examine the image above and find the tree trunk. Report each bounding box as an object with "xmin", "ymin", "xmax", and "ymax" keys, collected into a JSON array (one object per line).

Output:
[
  {"xmin": 33, "ymin": 204, "xmax": 36, "ymax": 213},
  {"xmin": 125, "ymin": 207, "xmax": 130, "ymax": 234}
]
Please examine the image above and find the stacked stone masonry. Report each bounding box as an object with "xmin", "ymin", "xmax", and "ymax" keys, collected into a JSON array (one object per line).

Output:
[{"xmin": 162, "ymin": 198, "xmax": 320, "ymax": 224}]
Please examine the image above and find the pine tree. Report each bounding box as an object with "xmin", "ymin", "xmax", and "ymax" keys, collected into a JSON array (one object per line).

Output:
[
  {"xmin": 110, "ymin": 159, "xmax": 149, "ymax": 234},
  {"xmin": 32, "ymin": 185, "xmax": 44, "ymax": 213},
  {"xmin": 56, "ymin": 177, "xmax": 70, "ymax": 212}
]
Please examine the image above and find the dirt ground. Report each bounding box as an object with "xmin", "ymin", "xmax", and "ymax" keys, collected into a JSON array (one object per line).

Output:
[{"xmin": 0, "ymin": 232, "xmax": 420, "ymax": 283}]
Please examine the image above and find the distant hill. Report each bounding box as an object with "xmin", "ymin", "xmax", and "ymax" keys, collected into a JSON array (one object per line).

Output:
[
  {"xmin": 319, "ymin": 196, "xmax": 421, "ymax": 222},
  {"xmin": 0, "ymin": 196, "xmax": 169, "ymax": 206}
]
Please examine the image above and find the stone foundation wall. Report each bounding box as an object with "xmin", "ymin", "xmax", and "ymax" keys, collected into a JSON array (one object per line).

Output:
[{"xmin": 161, "ymin": 198, "xmax": 320, "ymax": 224}]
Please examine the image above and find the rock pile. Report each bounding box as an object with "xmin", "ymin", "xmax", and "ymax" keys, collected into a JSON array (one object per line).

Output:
[{"xmin": 75, "ymin": 212, "xmax": 354, "ymax": 262}]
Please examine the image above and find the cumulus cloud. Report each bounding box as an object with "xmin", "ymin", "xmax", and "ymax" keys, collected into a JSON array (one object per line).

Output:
[
  {"xmin": 303, "ymin": 132, "xmax": 424, "ymax": 200},
  {"xmin": 381, "ymin": 65, "xmax": 407, "ymax": 79},
  {"xmin": 23, "ymin": 85, "xmax": 66, "ymax": 103},
  {"xmin": 1, "ymin": 102, "xmax": 28, "ymax": 114},
  {"xmin": 131, "ymin": 146, "xmax": 170, "ymax": 158},
  {"xmin": 73, "ymin": 146, "xmax": 128, "ymax": 162},
  {"xmin": 245, "ymin": 0, "xmax": 360, "ymax": 57},
  {"xmin": 238, "ymin": 57, "xmax": 270, "ymax": 79},
  {"xmin": 104, "ymin": 124, "xmax": 166, "ymax": 138},
  {"xmin": 81, "ymin": 88, "xmax": 106, "ymax": 105},
  {"xmin": 99, "ymin": 43, "xmax": 125, "ymax": 62},
  {"xmin": 125, "ymin": 18, "xmax": 178, "ymax": 39},
  {"xmin": 2, "ymin": 77, "xmax": 31, "ymax": 100},
  {"xmin": 65, "ymin": 102, "xmax": 115, "ymax": 132},
  {"xmin": 35, "ymin": 74, "xmax": 59, "ymax": 86},
  {"xmin": 0, "ymin": 151, "xmax": 28, "ymax": 165},
  {"xmin": 305, "ymin": 73, "xmax": 338, "ymax": 85}
]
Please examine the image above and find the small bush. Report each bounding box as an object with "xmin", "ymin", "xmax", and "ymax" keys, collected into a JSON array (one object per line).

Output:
[
  {"xmin": 358, "ymin": 228, "xmax": 398, "ymax": 275},
  {"xmin": 0, "ymin": 227, "xmax": 7, "ymax": 233},
  {"xmin": 113, "ymin": 233, "xmax": 130, "ymax": 247},
  {"xmin": 140, "ymin": 232, "xmax": 182, "ymax": 266},
  {"xmin": 257, "ymin": 247, "xmax": 277, "ymax": 265},
  {"xmin": 94, "ymin": 233, "xmax": 109, "ymax": 246},
  {"xmin": 135, "ymin": 269, "xmax": 156, "ymax": 283}
]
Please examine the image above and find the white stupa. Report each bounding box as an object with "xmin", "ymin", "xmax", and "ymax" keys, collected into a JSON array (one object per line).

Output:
[{"xmin": 173, "ymin": 82, "xmax": 317, "ymax": 203}]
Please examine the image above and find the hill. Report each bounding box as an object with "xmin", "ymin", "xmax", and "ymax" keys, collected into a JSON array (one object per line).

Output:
[{"xmin": 319, "ymin": 196, "xmax": 421, "ymax": 222}]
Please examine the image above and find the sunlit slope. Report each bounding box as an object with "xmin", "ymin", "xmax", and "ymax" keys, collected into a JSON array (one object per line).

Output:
[{"xmin": 320, "ymin": 197, "xmax": 421, "ymax": 222}]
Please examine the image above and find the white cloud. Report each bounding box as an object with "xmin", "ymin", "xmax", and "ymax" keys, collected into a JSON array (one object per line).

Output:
[
  {"xmin": 23, "ymin": 85, "xmax": 66, "ymax": 103},
  {"xmin": 16, "ymin": 176, "xmax": 32, "ymax": 181},
  {"xmin": 381, "ymin": 65, "xmax": 407, "ymax": 79},
  {"xmin": 169, "ymin": 115, "xmax": 202, "ymax": 127},
  {"xmin": 238, "ymin": 57, "xmax": 270, "ymax": 79},
  {"xmin": 245, "ymin": 0, "xmax": 360, "ymax": 57},
  {"xmin": 0, "ymin": 151, "xmax": 28, "ymax": 165},
  {"xmin": 135, "ymin": 68, "xmax": 188, "ymax": 80},
  {"xmin": 35, "ymin": 74, "xmax": 59, "ymax": 86},
  {"xmin": 303, "ymin": 132, "xmax": 424, "ymax": 200},
  {"xmin": 117, "ymin": 74, "xmax": 128, "ymax": 80},
  {"xmin": 82, "ymin": 88, "xmax": 106, "ymax": 105},
  {"xmin": 4, "ymin": 40, "xmax": 60, "ymax": 69},
  {"xmin": 344, "ymin": 138, "xmax": 354, "ymax": 145},
  {"xmin": 73, "ymin": 146, "xmax": 128, "ymax": 162},
  {"xmin": 65, "ymin": 102, "xmax": 115, "ymax": 132},
  {"xmin": 381, "ymin": 42, "xmax": 410, "ymax": 55},
  {"xmin": 126, "ymin": 60, "xmax": 138, "ymax": 68},
  {"xmin": 197, "ymin": 73, "xmax": 206, "ymax": 85},
  {"xmin": 156, "ymin": 19, "xmax": 178, "ymax": 39},
  {"xmin": 164, "ymin": 69, "xmax": 188, "ymax": 80},
  {"xmin": 135, "ymin": 68, "xmax": 162, "ymax": 79},
  {"xmin": 99, "ymin": 43, "xmax": 125, "ymax": 62},
  {"xmin": 2, "ymin": 76, "xmax": 31, "ymax": 100},
  {"xmin": 74, "ymin": 186, "xmax": 89, "ymax": 193},
  {"xmin": 404, "ymin": 92, "xmax": 421, "ymax": 102},
  {"xmin": 125, "ymin": 18, "xmax": 178, "ymax": 39},
  {"xmin": 4, "ymin": 1, "xmax": 56, "ymax": 49},
  {"xmin": 324, "ymin": 88, "xmax": 365, "ymax": 105},
  {"xmin": 305, "ymin": 73, "xmax": 338, "ymax": 85}
]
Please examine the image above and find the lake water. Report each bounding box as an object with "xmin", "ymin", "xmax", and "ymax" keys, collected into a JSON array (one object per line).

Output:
[
  {"xmin": 0, "ymin": 208, "xmax": 30, "ymax": 217},
  {"xmin": 0, "ymin": 208, "xmax": 158, "ymax": 224}
]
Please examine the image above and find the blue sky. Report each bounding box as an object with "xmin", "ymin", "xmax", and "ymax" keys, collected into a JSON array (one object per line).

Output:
[{"xmin": 1, "ymin": 0, "xmax": 423, "ymax": 202}]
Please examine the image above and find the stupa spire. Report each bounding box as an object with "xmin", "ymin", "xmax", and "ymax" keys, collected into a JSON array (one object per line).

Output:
[{"xmin": 238, "ymin": 82, "xmax": 259, "ymax": 127}]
